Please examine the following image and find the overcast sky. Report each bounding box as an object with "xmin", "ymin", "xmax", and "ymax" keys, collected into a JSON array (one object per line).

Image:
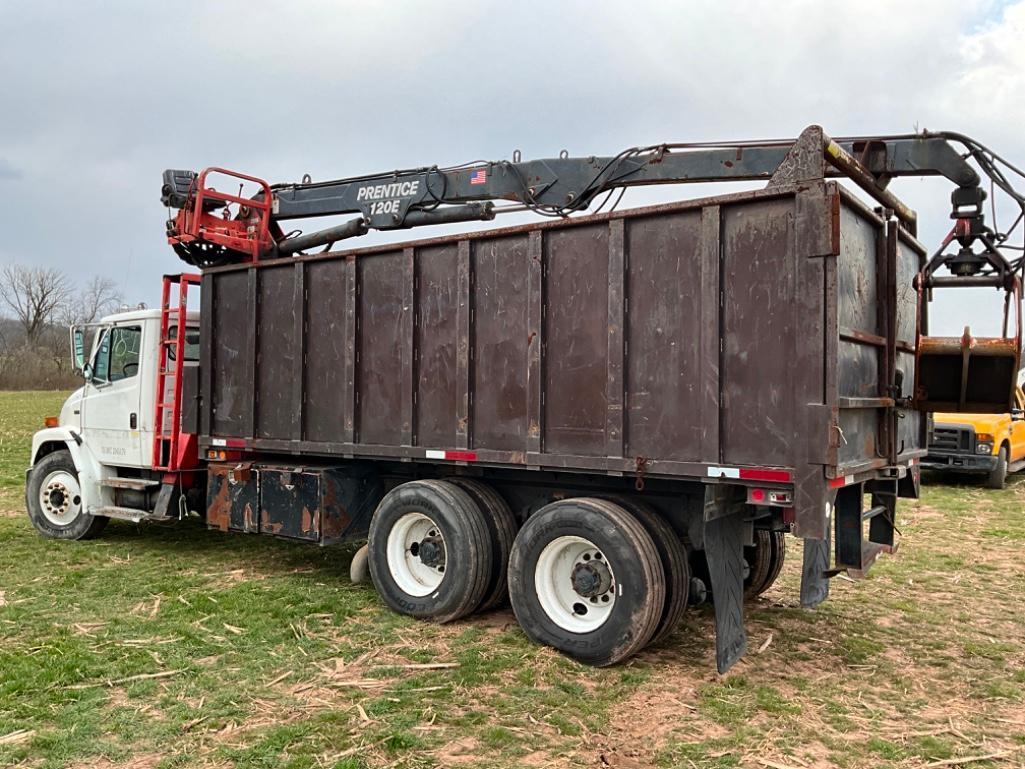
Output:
[{"xmin": 1, "ymin": 0, "xmax": 1023, "ymax": 335}]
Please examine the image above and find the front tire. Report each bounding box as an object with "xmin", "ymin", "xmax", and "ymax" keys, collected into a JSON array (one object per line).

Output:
[
  {"xmin": 508, "ymin": 498, "xmax": 665, "ymax": 667},
  {"xmin": 986, "ymin": 446, "xmax": 1008, "ymax": 490},
  {"xmin": 26, "ymin": 450, "xmax": 108, "ymax": 540}
]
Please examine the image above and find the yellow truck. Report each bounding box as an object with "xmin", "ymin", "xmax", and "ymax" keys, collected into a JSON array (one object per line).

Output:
[{"xmin": 924, "ymin": 386, "xmax": 1025, "ymax": 489}]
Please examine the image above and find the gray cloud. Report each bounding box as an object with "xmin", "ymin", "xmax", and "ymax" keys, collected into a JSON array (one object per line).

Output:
[
  {"xmin": 0, "ymin": 159, "xmax": 20, "ymax": 180},
  {"xmin": 0, "ymin": 0, "xmax": 1022, "ymax": 337}
]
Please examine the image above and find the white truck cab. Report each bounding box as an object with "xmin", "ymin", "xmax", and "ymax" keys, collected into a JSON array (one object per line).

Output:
[{"xmin": 27, "ymin": 307, "xmax": 199, "ymax": 539}]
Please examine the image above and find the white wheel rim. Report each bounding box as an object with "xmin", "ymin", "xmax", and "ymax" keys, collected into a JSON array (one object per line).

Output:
[
  {"xmin": 386, "ymin": 512, "xmax": 447, "ymax": 597},
  {"xmin": 535, "ymin": 535, "xmax": 617, "ymax": 633},
  {"xmin": 39, "ymin": 470, "xmax": 82, "ymax": 527}
]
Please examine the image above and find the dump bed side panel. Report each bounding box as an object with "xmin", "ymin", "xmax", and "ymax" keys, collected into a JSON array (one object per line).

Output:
[
  {"xmin": 896, "ymin": 233, "xmax": 926, "ymax": 456},
  {"xmin": 835, "ymin": 192, "xmax": 927, "ymax": 476},
  {"xmin": 472, "ymin": 236, "xmax": 531, "ymax": 452},
  {"xmin": 544, "ymin": 225, "xmax": 610, "ymax": 456},
  {"xmin": 623, "ymin": 210, "xmax": 706, "ymax": 462},
  {"xmin": 720, "ymin": 199, "xmax": 798, "ymax": 466},
  {"xmin": 199, "ymin": 184, "xmax": 918, "ymax": 501}
]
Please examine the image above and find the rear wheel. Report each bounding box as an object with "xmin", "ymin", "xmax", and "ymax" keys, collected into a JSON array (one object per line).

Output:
[
  {"xmin": 743, "ymin": 530, "xmax": 772, "ymax": 597},
  {"xmin": 508, "ymin": 497, "xmax": 664, "ymax": 667},
  {"xmin": 26, "ymin": 450, "xmax": 108, "ymax": 540},
  {"xmin": 367, "ymin": 479, "xmax": 491, "ymax": 623},
  {"xmin": 764, "ymin": 531, "xmax": 786, "ymax": 592},
  {"xmin": 745, "ymin": 530, "xmax": 786, "ymax": 598},
  {"xmin": 986, "ymin": 446, "xmax": 1009, "ymax": 490},
  {"xmin": 448, "ymin": 478, "xmax": 518, "ymax": 612}
]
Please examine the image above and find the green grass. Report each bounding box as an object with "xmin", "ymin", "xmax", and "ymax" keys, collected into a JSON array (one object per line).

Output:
[
  {"xmin": 1, "ymin": 391, "xmax": 1024, "ymax": 768},
  {"xmin": 0, "ymin": 390, "xmax": 67, "ymax": 490}
]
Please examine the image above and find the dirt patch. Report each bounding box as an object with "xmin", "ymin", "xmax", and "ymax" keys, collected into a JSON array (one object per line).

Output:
[
  {"xmin": 432, "ymin": 736, "xmax": 481, "ymax": 766},
  {"xmin": 585, "ymin": 655, "xmax": 723, "ymax": 767}
]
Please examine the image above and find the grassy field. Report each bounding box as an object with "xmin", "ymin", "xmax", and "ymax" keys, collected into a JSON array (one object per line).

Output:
[{"xmin": 1, "ymin": 391, "xmax": 1023, "ymax": 769}]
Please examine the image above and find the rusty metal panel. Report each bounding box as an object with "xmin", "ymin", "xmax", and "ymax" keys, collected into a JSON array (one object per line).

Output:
[
  {"xmin": 415, "ymin": 243, "xmax": 460, "ymax": 448},
  {"xmin": 721, "ymin": 199, "xmax": 795, "ymax": 465},
  {"xmin": 255, "ymin": 265, "xmax": 296, "ymax": 440},
  {"xmin": 624, "ymin": 210, "xmax": 704, "ymax": 461},
  {"xmin": 358, "ymin": 251, "xmax": 406, "ymax": 445},
  {"xmin": 209, "ymin": 270, "xmax": 252, "ymax": 436},
  {"xmin": 472, "ymin": 235, "xmax": 530, "ymax": 452},
  {"xmin": 320, "ymin": 464, "xmax": 384, "ymax": 544},
  {"xmin": 206, "ymin": 462, "xmax": 258, "ymax": 533},
  {"xmin": 543, "ymin": 224, "xmax": 609, "ymax": 456},
  {"xmin": 304, "ymin": 259, "xmax": 348, "ymax": 443},
  {"xmin": 259, "ymin": 468, "xmax": 320, "ymax": 541}
]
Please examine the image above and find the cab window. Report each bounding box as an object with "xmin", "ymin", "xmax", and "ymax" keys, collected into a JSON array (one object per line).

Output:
[
  {"xmin": 93, "ymin": 326, "xmax": 142, "ymax": 383},
  {"xmin": 167, "ymin": 325, "xmax": 200, "ymax": 362}
]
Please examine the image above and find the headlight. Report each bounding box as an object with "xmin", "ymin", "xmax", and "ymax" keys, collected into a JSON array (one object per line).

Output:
[
  {"xmin": 976, "ymin": 442, "xmax": 993, "ymax": 455},
  {"xmin": 976, "ymin": 433, "xmax": 994, "ymax": 444}
]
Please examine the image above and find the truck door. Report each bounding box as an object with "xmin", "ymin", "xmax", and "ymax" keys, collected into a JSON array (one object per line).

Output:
[{"xmin": 81, "ymin": 323, "xmax": 146, "ymax": 467}]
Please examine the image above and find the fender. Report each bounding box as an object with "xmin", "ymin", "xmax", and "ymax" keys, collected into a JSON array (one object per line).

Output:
[{"xmin": 29, "ymin": 428, "xmax": 113, "ymax": 513}]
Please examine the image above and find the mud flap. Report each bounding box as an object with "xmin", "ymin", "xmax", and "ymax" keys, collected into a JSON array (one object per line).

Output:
[
  {"xmin": 703, "ymin": 486, "xmax": 747, "ymax": 674},
  {"xmin": 800, "ymin": 535, "xmax": 831, "ymax": 608}
]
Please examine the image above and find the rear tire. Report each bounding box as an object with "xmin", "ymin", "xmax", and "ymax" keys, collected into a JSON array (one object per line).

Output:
[
  {"xmin": 26, "ymin": 450, "xmax": 108, "ymax": 540},
  {"xmin": 986, "ymin": 446, "xmax": 1008, "ymax": 490},
  {"xmin": 764, "ymin": 531, "xmax": 786, "ymax": 593},
  {"xmin": 745, "ymin": 530, "xmax": 786, "ymax": 597},
  {"xmin": 743, "ymin": 530, "xmax": 772, "ymax": 597},
  {"xmin": 508, "ymin": 497, "xmax": 665, "ymax": 667},
  {"xmin": 447, "ymin": 478, "xmax": 518, "ymax": 612},
  {"xmin": 367, "ymin": 479, "xmax": 491, "ymax": 623},
  {"xmin": 600, "ymin": 496, "xmax": 689, "ymax": 646}
]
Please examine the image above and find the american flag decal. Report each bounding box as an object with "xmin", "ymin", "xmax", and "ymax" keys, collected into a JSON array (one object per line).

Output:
[{"xmin": 470, "ymin": 168, "xmax": 487, "ymax": 185}]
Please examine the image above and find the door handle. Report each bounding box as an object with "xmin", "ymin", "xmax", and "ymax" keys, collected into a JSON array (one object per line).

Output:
[{"xmin": 130, "ymin": 413, "xmax": 137, "ymax": 430}]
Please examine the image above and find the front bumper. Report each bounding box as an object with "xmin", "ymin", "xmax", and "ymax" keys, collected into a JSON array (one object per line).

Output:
[{"xmin": 921, "ymin": 451, "xmax": 998, "ymax": 473}]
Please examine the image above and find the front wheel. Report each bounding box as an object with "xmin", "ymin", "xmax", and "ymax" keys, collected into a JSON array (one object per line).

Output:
[
  {"xmin": 986, "ymin": 446, "xmax": 1009, "ymax": 490},
  {"xmin": 26, "ymin": 450, "xmax": 108, "ymax": 540}
]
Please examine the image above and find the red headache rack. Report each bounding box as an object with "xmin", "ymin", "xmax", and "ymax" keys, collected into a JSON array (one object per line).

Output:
[{"xmin": 152, "ymin": 273, "xmax": 201, "ymax": 477}]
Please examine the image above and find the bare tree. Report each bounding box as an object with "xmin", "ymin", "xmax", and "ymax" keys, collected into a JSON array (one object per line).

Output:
[
  {"xmin": 0, "ymin": 265, "xmax": 73, "ymax": 344},
  {"xmin": 64, "ymin": 275, "xmax": 124, "ymax": 325}
]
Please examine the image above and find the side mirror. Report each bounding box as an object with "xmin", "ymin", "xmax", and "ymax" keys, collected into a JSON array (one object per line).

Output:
[
  {"xmin": 1013, "ymin": 409, "xmax": 1024, "ymax": 421},
  {"xmin": 71, "ymin": 327, "xmax": 86, "ymax": 372},
  {"xmin": 82, "ymin": 362, "xmax": 93, "ymax": 382}
]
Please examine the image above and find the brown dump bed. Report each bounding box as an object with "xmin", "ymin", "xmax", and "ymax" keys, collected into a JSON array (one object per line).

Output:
[{"xmin": 197, "ymin": 178, "xmax": 927, "ymax": 538}]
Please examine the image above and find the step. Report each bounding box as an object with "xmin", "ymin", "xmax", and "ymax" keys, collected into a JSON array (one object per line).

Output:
[
  {"xmin": 94, "ymin": 506, "xmax": 172, "ymax": 524},
  {"xmin": 101, "ymin": 477, "xmax": 161, "ymax": 491}
]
